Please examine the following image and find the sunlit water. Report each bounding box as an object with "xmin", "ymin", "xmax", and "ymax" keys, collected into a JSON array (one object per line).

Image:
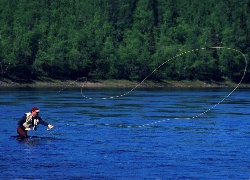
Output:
[{"xmin": 0, "ymin": 87, "xmax": 249, "ymax": 179}]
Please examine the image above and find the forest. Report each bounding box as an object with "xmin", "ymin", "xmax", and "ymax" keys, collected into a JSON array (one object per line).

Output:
[{"xmin": 0, "ymin": 0, "xmax": 249, "ymax": 83}]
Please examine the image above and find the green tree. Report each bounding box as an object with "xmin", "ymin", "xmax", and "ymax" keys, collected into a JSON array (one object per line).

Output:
[{"xmin": 0, "ymin": 0, "xmax": 249, "ymax": 82}]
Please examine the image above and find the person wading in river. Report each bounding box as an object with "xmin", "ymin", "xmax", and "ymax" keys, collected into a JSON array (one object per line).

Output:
[{"xmin": 17, "ymin": 107, "xmax": 54, "ymax": 138}]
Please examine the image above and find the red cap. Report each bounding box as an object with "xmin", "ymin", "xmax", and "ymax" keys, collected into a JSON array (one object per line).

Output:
[{"xmin": 31, "ymin": 107, "xmax": 40, "ymax": 112}]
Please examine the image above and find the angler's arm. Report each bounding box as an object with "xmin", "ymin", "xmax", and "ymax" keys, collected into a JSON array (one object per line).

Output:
[{"xmin": 39, "ymin": 117, "xmax": 54, "ymax": 130}]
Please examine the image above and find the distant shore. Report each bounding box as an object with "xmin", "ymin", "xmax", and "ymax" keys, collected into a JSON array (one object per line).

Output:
[{"xmin": 0, "ymin": 78, "xmax": 249, "ymax": 88}]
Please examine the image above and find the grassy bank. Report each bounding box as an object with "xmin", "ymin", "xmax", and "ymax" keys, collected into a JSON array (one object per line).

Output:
[{"xmin": 0, "ymin": 78, "xmax": 249, "ymax": 88}]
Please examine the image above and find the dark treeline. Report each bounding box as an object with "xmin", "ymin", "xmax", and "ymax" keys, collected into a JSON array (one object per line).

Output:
[{"xmin": 0, "ymin": 0, "xmax": 249, "ymax": 83}]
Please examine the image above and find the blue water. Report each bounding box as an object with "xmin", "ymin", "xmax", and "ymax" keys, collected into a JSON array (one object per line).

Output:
[{"xmin": 0, "ymin": 87, "xmax": 249, "ymax": 179}]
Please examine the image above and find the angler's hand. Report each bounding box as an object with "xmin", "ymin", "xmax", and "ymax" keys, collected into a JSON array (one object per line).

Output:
[
  {"xmin": 47, "ymin": 124, "xmax": 54, "ymax": 130},
  {"xmin": 25, "ymin": 128, "xmax": 31, "ymax": 131}
]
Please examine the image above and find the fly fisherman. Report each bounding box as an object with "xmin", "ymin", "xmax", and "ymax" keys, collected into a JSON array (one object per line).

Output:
[{"xmin": 17, "ymin": 107, "xmax": 54, "ymax": 138}]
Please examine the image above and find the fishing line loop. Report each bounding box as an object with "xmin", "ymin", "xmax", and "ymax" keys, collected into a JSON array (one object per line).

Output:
[
  {"xmin": 79, "ymin": 47, "xmax": 247, "ymax": 101},
  {"xmin": 53, "ymin": 46, "xmax": 247, "ymax": 130}
]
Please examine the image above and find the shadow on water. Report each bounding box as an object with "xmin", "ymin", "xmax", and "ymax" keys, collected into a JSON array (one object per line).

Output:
[{"xmin": 10, "ymin": 135, "xmax": 63, "ymax": 146}]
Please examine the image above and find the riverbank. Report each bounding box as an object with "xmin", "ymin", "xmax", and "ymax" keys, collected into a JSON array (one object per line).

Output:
[{"xmin": 0, "ymin": 78, "xmax": 249, "ymax": 88}]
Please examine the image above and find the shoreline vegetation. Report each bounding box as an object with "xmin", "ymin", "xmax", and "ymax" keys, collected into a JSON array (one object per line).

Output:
[
  {"xmin": 0, "ymin": 1, "xmax": 249, "ymax": 84},
  {"xmin": 0, "ymin": 78, "xmax": 249, "ymax": 89}
]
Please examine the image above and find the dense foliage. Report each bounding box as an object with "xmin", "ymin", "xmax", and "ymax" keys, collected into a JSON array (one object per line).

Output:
[{"xmin": 0, "ymin": 0, "xmax": 249, "ymax": 82}]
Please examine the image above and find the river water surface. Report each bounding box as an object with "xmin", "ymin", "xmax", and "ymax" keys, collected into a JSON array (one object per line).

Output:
[{"xmin": 0, "ymin": 87, "xmax": 249, "ymax": 179}]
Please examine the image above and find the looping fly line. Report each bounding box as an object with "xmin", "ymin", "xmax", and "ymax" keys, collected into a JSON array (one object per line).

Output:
[
  {"xmin": 78, "ymin": 47, "xmax": 247, "ymax": 120},
  {"xmin": 55, "ymin": 46, "xmax": 247, "ymax": 129},
  {"xmin": 80, "ymin": 47, "xmax": 247, "ymax": 97}
]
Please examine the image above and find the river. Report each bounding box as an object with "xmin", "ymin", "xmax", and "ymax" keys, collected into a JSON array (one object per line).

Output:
[{"xmin": 0, "ymin": 87, "xmax": 249, "ymax": 179}]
